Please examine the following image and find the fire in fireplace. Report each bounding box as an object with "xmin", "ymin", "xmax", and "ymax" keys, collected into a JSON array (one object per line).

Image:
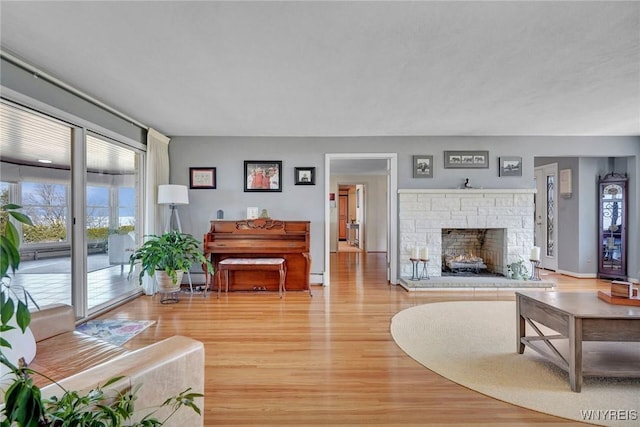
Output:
[
  {"xmin": 444, "ymin": 253, "xmax": 487, "ymax": 274},
  {"xmin": 441, "ymin": 228, "xmax": 505, "ymax": 276}
]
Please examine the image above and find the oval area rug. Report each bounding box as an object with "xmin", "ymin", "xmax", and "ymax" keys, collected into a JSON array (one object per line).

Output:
[{"xmin": 390, "ymin": 301, "xmax": 640, "ymax": 427}]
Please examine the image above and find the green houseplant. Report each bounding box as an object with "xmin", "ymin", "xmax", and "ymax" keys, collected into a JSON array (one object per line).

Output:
[
  {"xmin": 1, "ymin": 205, "xmax": 203, "ymax": 425},
  {"xmin": 128, "ymin": 230, "xmax": 213, "ymax": 293}
]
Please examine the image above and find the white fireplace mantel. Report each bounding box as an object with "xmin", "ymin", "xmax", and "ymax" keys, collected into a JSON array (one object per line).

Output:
[{"xmin": 398, "ymin": 188, "xmax": 536, "ymax": 194}]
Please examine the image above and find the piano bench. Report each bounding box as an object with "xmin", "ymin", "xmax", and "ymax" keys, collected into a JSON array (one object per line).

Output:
[{"xmin": 216, "ymin": 258, "xmax": 287, "ymax": 298}]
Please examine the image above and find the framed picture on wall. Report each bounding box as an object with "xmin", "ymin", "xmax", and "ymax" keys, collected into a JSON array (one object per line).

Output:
[
  {"xmin": 413, "ymin": 155, "xmax": 433, "ymax": 178},
  {"xmin": 244, "ymin": 160, "xmax": 282, "ymax": 192},
  {"xmin": 444, "ymin": 150, "xmax": 489, "ymax": 169},
  {"xmin": 294, "ymin": 167, "xmax": 315, "ymax": 185},
  {"xmin": 189, "ymin": 167, "xmax": 216, "ymax": 189},
  {"xmin": 499, "ymin": 156, "xmax": 523, "ymax": 177}
]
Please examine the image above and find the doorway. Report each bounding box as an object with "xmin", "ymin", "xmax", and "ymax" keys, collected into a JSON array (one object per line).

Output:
[
  {"xmin": 338, "ymin": 193, "xmax": 349, "ymax": 241},
  {"xmin": 324, "ymin": 153, "xmax": 398, "ymax": 286},
  {"xmin": 534, "ymin": 163, "xmax": 559, "ymax": 271},
  {"xmin": 338, "ymin": 184, "xmax": 363, "ymax": 252}
]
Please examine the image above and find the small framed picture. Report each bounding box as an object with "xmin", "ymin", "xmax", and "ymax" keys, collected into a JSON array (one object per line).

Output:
[
  {"xmin": 244, "ymin": 161, "xmax": 282, "ymax": 192},
  {"xmin": 413, "ymin": 155, "xmax": 433, "ymax": 178},
  {"xmin": 294, "ymin": 167, "xmax": 316, "ymax": 185},
  {"xmin": 499, "ymin": 156, "xmax": 523, "ymax": 177},
  {"xmin": 444, "ymin": 151, "xmax": 489, "ymax": 169},
  {"xmin": 189, "ymin": 167, "xmax": 216, "ymax": 189}
]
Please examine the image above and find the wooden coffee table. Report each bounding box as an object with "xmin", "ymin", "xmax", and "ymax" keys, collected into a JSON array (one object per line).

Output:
[{"xmin": 516, "ymin": 291, "xmax": 640, "ymax": 392}]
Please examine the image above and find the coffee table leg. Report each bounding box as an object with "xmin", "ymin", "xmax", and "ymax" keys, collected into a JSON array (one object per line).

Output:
[
  {"xmin": 569, "ymin": 316, "xmax": 583, "ymax": 392},
  {"xmin": 516, "ymin": 295, "xmax": 525, "ymax": 354}
]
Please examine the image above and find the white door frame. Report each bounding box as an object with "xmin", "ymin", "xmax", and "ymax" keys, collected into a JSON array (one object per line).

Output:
[
  {"xmin": 324, "ymin": 153, "xmax": 398, "ymax": 286},
  {"xmin": 534, "ymin": 163, "xmax": 559, "ymax": 271}
]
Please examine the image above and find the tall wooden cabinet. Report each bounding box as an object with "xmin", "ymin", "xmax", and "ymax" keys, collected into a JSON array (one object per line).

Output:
[{"xmin": 597, "ymin": 172, "xmax": 628, "ymax": 280}]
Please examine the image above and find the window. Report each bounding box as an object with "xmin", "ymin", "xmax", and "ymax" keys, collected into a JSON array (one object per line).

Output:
[
  {"xmin": 1, "ymin": 99, "xmax": 145, "ymax": 315},
  {"xmin": 21, "ymin": 181, "xmax": 68, "ymax": 244},
  {"xmin": 87, "ymin": 185, "xmax": 110, "ymax": 241},
  {"xmin": 118, "ymin": 187, "xmax": 136, "ymax": 230}
]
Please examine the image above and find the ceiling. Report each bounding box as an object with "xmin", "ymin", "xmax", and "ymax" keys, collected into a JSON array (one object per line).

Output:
[{"xmin": 1, "ymin": 1, "xmax": 639, "ymax": 138}]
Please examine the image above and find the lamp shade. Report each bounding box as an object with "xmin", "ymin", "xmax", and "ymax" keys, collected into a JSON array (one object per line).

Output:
[{"xmin": 158, "ymin": 184, "xmax": 189, "ymax": 205}]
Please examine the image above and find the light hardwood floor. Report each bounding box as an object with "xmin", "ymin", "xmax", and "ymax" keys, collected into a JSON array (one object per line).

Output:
[{"xmin": 103, "ymin": 252, "xmax": 610, "ymax": 426}]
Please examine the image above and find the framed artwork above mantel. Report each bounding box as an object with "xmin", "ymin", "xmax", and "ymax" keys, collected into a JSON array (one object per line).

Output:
[
  {"xmin": 444, "ymin": 150, "xmax": 489, "ymax": 169},
  {"xmin": 413, "ymin": 155, "xmax": 433, "ymax": 178}
]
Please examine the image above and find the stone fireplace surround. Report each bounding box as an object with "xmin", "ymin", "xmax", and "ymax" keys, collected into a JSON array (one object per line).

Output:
[{"xmin": 399, "ymin": 189, "xmax": 536, "ymax": 279}]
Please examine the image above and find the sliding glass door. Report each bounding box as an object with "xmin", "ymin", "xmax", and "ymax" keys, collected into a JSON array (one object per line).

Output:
[
  {"xmin": 1, "ymin": 100, "xmax": 145, "ymax": 318},
  {"xmin": 85, "ymin": 134, "xmax": 142, "ymax": 311},
  {"xmin": 0, "ymin": 101, "xmax": 73, "ymax": 306}
]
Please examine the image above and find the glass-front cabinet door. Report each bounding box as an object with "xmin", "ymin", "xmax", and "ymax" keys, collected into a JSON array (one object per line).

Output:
[{"xmin": 598, "ymin": 173, "xmax": 627, "ymax": 280}]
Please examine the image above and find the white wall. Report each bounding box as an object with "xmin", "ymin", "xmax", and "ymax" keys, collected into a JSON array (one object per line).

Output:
[{"xmin": 169, "ymin": 135, "xmax": 640, "ymax": 283}]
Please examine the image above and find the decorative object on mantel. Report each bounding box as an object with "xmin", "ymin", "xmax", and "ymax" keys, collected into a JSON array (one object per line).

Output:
[
  {"xmin": 463, "ymin": 178, "xmax": 472, "ymax": 188},
  {"xmin": 260, "ymin": 208, "xmax": 269, "ymax": 218},
  {"xmin": 444, "ymin": 150, "xmax": 489, "ymax": 169}
]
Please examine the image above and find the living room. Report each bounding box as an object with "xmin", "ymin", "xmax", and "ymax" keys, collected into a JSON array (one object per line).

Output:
[{"xmin": 1, "ymin": 1, "xmax": 639, "ymax": 426}]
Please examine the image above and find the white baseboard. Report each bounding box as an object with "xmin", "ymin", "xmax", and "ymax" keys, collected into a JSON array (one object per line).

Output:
[
  {"xmin": 556, "ymin": 271, "xmax": 639, "ymax": 284},
  {"xmin": 555, "ymin": 270, "xmax": 597, "ymax": 279},
  {"xmin": 310, "ymin": 273, "xmax": 324, "ymax": 285}
]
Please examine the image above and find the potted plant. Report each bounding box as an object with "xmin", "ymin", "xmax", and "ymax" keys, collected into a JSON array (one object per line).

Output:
[
  {"xmin": 1, "ymin": 203, "xmax": 37, "ymax": 369},
  {"xmin": 1, "ymin": 205, "xmax": 203, "ymax": 425},
  {"xmin": 128, "ymin": 230, "xmax": 213, "ymax": 293}
]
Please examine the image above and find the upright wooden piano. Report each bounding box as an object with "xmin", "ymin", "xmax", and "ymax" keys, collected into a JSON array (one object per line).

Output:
[{"xmin": 203, "ymin": 219, "xmax": 310, "ymax": 292}]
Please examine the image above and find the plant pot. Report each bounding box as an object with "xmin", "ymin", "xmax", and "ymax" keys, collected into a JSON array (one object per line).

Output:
[{"xmin": 156, "ymin": 270, "xmax": 184, "ymax": 294}]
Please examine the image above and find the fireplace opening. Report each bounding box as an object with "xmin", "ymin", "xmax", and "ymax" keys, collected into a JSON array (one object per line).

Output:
[{"xmin": 441, "ymin": 228, "xmax": 505, "ymax": 277}]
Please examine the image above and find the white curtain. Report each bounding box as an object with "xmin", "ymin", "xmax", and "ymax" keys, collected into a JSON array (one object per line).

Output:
[{"xmin": 142, "ymin": 128, "xmax": 170, "ymax": 295}]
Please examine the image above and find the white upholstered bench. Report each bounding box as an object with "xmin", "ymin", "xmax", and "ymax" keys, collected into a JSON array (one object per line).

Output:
[{"xmin": 216, "ymin": 257, "xmax": 287, "ymax": 298}]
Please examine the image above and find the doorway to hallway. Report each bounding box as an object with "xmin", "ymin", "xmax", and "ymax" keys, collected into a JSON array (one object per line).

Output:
[{"xmin": 324, "ymin": 153, "xmax": 398, "ymax": 286}]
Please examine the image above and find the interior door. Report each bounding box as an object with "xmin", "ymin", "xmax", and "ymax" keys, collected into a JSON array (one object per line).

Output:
[
  {"xmin": 534, "ymin": 164, "xmax": 558, "ymax": 271},
  {"xmin": 338, "ymin": 195, "xmax": 348, "ymax": 240}
]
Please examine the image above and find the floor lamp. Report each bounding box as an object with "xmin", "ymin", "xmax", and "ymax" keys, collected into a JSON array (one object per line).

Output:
[{"xmin": 157, "ymin": 184, "xmax": 194, "ymax": 293}]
